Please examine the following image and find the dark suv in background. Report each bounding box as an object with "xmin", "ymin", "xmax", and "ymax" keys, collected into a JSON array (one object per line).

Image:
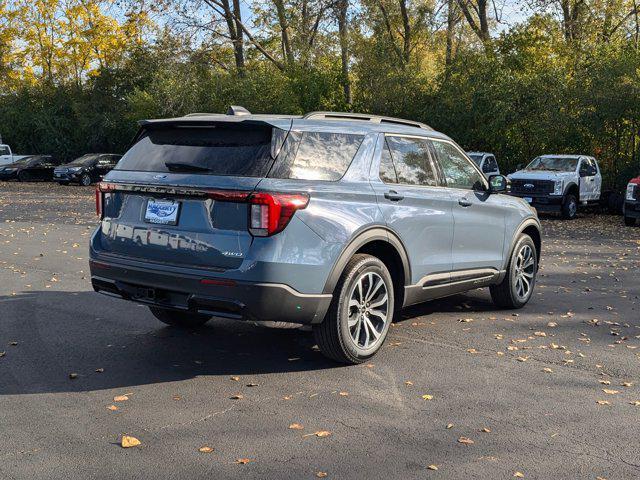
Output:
[
  {"xmin": 54, "ymin": 154, "xmax": 122, "ymax": 186},
  {"xmin": 90, "ymin": 108, "xmax": 541, "ymax": 364},
  {"xmin": 0, "ymin": 155, "xmax": 62, "ymax": 181}
]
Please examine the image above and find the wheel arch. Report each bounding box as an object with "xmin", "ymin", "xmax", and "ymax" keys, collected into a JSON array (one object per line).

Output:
[
  {"xmin": 322, "ymin": 227, "xmax": 411, "ymax": 305},
  {"xmin": 504, "ymin": 218, "xmax": 542, "ymax": 271},
  {"xmin": 565, "ymin": 182, "xmax": 579, "ymax": 198}
]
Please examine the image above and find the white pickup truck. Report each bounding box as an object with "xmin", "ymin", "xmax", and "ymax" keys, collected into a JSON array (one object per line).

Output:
[
  {"xmin": 507, "ymin": 155, "xmax": 602, "ymax": 219},
  {"xmin": 0, "ymin": 144, "xmax": 29, "ymax": 166}
]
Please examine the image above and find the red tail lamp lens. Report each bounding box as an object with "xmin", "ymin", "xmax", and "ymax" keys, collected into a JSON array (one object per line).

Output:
[{"xmin": 248, "ymin": 193, "xmax": 309, "ymax": 236}]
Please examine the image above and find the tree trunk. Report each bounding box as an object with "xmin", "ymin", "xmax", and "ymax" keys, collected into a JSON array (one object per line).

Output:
[
  {"xmin": 336, "ymin": 0, "xmax": 352, "ymax": 106},
  {"xmin": 273, "ymin": 0, "xmax": 293, "ymax": 65}
]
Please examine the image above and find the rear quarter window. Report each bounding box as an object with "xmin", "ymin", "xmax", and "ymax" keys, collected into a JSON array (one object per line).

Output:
[{"xmin": 269, "ymin": 131, "xmax": 364, "ymax": 181}]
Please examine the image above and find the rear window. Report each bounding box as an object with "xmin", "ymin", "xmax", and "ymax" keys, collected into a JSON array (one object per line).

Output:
[
  {"xmin": 115, "ymin": 124, "xmax": 278, "ymax": 177},
  {"xmin": 269, "ymin": 131, "xmax": 364, "ymax": 181}
]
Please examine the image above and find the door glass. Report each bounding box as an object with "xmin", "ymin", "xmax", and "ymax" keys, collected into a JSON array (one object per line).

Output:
[
  {"xmin": 385, "ymin": 136, "xmax": 437, "ymax": 186},
  {"xmin": 379, "ymin": 141, "xmax": 398, "ymax": 183},
  {"xmin": 431, "ymin": 141, "xmax": 485, "ymax": 190}
]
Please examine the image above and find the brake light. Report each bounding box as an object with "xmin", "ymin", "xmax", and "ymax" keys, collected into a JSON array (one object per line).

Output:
[
  {"xmin": 248, "ymin": 192, "xmax": 309, "ymax": 236},
  {"xmin": 96, "ymin": 182, "xmax": 116, "ymax": 218}
]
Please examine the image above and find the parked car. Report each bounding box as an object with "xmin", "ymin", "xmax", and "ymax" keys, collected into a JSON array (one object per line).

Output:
[
  {"xmin": 0, "ymin": 155, "xmax": 62, "ymax": 181},
  {"xmin": 467, "ymin": 151, "xmax": 500, "ymax": 176},
  {"xmin": 90, "ymin": 109, "xmax": 541, "ymax": 364},
  {"xmin": 0, "ymin": 144, "xmax": 29, "ymax": 166},
  {"xmin": 624, "ymin": 176, "xmax": 640, "ymax": 226},
  {"xmin": 54, "ymin": 153, "xmax": 122, "ymax": 186},
  {"xmin": 507, "ymin": 155, "xmax": 602, "ymax": 219}
]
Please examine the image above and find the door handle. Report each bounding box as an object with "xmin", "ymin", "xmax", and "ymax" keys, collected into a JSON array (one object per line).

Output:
[
  {"xmin": 458, "ymin": 197, "xmax": 472, "ymax": 207},
  {"xmin": 384, "ymin": 190, "xmax": 404, "ymax": 202}
]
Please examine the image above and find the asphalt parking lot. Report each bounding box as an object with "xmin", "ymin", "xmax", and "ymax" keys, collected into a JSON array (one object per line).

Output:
[{"xmin": 1, "ymin": 182, "xmax": 639, "ymax": 479}]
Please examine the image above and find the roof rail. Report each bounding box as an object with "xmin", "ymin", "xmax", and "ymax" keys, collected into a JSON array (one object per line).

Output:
[{"xmin": 303, "ymin": 111, "xmax": 432, "ymax": 130}]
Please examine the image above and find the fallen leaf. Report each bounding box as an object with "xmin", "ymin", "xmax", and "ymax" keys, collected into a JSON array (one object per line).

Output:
[
  {"xmin": 621, "ymin": 382, "xmax": 633, "ymax": 387},
  {"xmin": 314, "ymin": 430, "xmax": 331, "ymax": 438},
  {"xmin": 230, "ymin": 376, "xmax": 240, "ymax": 381},
  {"xmin": 95, "ymin": 368, "xmax": 104, "ymax": 373},
  {"xmin": 316, "ymin": 472, "xmax": 328, "ymax": 478},
  {"xmin": 446, "ymin": 423, "xmax": 454, "ymax": 429},
  {"xmin": 107, "ymin": 405, "xmax": 118, "ymax": 411},
  {"xmin": 630, "ymin": 401, "xmax": 640, "ymax": 406},
  {"xmin": 121, "ymin": 435, "xmax": 141, "ymax": 448},
  {"xmin": 338, "ymin": 391, "xmax": 349, "ymax": 397},
  {"xmin": 230, "ymin": 394, "xmax": 243, "ymax": 400},
  {"xmin": 543, "ymin": 368, "xmax": 553, "ymax": 373},
  {"xmin": 421, "ymin": 394, "xmax": 434, "ymax": 400},
  {"xmin": 599, "ymin": 380, "xmax": 611, "ymax": 385},
  {"xmin": 427, "ymin": 464, "xmax": 439, "ymax": 471},
  {"xmin": 246, "ymin": 383, "xmax": 258, "ymax": 387},
  {"xmin": 69, "ymin": 373, "xmax": 78, "ymax": 379},
  {"xmin": 288, "ymin": 423, "xmax": 304, "ymax": 430},
  {"xmin": 596, "ymin": 400, "xmax": 611, "ymax": 405},
  {"xmin": 235, "ymin": 458, "xmax": 251, "ymax": 464},
  {"xmin": 0, "ymin": 351, "xmax": 5, "ymax": 357},
  {"xmin": 516, "ymin": 356, "xmax": 529, "ymax": 362},
  {"xmin": 404, "ymin": 381, "xmax": 414, "ymax": 386},
  {"xmin": 457, "ymin": 437, "xmax": 474, "ymax": 445},
  {"xmin": 198, "ymin": 446, "xmax": 214, "ymax": 453},
  {"xmin": 514, "ymin": 472, "xmax": 525, "ymax": 478},
  {"xmin": 602, "ymin": 389, "xmax": 619, "ymax": 395},
  {"xmin": 113, "ymin": 395, "xmax": 129, "ymax": 402},
  {"xmin": 480, "ymin": 427, "xmax": 491, "ymax": 433}
]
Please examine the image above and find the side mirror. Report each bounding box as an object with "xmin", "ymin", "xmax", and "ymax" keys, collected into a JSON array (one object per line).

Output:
[{"xmin": 489, "ymin": 174, "xmax": 509, "ymax": 193}]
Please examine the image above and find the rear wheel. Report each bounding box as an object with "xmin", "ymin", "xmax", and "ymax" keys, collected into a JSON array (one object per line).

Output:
[
  {"xmin": 625, "ymin": 215, "xmax": 636, "ymax": 227},
  {"xmin": 314, "ymin": 254, "xmax": 394, "ymax": 364},
  {"xmin": 17, "ymin": 171, "xmax": 30, "ymax": 182},
  {"xmin": 561, "ymin": 194, "xmax": 578, "ymax": 219},
  {"xmin": 148, "ymin": 306, "xmax": 211, "ymax": 328},
  {"xmin": 490, "ymin": 234, "xmax": 537, "ymax": 309}
]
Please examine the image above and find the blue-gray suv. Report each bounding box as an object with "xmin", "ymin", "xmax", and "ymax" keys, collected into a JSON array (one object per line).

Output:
[{"xmin": 89, "ymin": 108, "xmax": 541, "ymax": 364}]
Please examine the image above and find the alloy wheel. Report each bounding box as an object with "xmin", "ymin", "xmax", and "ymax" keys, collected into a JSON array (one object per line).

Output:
[
  {"xmin": 346, "ymin": 272, "xmax": 389, "ymax": 350},
  {"xmin": 514, "ymin": 244, "xmax": 535, "ymax": 300}
]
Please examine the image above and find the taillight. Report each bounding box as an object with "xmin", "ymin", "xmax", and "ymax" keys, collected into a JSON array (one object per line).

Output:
[
  {"xmin": 95, "ymin": 185, "xmax": 102, "ymax": 217},
  {"xmin": 248, "ymin": 192, "xmax": 309, "ymax": 236},
  {"xmin": 96, "ymin": 182, "xmax": 115, "ymax": 219}
]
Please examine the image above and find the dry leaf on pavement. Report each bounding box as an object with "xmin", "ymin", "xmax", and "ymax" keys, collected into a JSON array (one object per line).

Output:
[
  {"xmin": 198, "ymin": 446, "xmax": 214, "ymax": 453},
  {"xmin": 457, "ymin": 437, "xmax": 474, "ymax": 445},
  {"xmin": 121, "ymin": 436, "xmax": 141, "ymax": 448},
  {"xmin": 288, "ymin": 423, "xmax": 304, "ymax": 430}
]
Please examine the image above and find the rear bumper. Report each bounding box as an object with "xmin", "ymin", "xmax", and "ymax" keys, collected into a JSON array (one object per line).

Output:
[
  {"xmin": 625, "ymin": 201, "xmax": 640, "ymax": 219},
  {"xmin": 89, "ymin": 258, "xmax": 332, "ymax": 325},
  {"xmin": 508, "ymin": 193, "xmax": 563, "ymax": 212}
]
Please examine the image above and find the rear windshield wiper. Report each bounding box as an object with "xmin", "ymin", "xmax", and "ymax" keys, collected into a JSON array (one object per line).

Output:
[{"xmin": 164, "ymin": 162, "xmax": 213, "ymax": 173}]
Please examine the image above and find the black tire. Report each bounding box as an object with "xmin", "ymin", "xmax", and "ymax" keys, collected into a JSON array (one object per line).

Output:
[
  {"xmin": 490, "ymin": 234, "xmax": 537, "ymax": 309},
  {"xmin": 148, "ymin": 306, "xmax": 211, "ymax": 328},
  {"xmin": 561, "ymin": 194, "xmax": 578, "ymax": 219},
  {"xmin": 313, "ymin": 254, "xmax": 394, "ymax": 364},
  {"xmin": 625, "ymin": 215, "xmax": 636, "ymax": 227},
  {"xmin": 80, "ymin": 173, "xmax": 92, "ymax": 186},
  {"xmin": 17, "ymin": 171, "xmax": 30, "ymax": 182}
]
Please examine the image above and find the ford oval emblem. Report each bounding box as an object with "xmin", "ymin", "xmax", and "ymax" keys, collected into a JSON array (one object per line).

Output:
[
  {"xmin": 153, "ymin": 174, "xmax": 168, "ymax": 180},
  {"xmin": 524, "ymin": 183, "xmax": 534, "ymax": 188}
]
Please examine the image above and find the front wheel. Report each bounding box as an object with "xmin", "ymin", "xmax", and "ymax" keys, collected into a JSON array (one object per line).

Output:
[
  {"xmin": 148, "ymin": 306, "xmax": 211, "ymax": 328},
  {"xmin": 625, "ymin": 215, "xmax": 636, "ymax": 227},
  {"xmin": 314, "ymin": 254, "xmax": 394, "ymax": 364},
  {"xmin": 490, "ymin": 234, "xmax": 537, "ymax": 309},
  {"xmin": 17, "ymin": 171, "xmax": 30, "ymax": 182},
  {"xmin": 561, "ymin": 194, "xmax": 578, "ymax": 219}
]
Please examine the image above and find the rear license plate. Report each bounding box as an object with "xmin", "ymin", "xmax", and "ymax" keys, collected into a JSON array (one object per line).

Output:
[
  {"xmin": 145, "ymin": 199, "xmax": 180, "ymax": 225},
  {"xmin": 523, "ymin": 197, "xmax": 533, "ymax": 203}
]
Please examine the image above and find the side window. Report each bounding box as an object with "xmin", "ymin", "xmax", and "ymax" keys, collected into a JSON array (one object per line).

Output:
[
  {"xmin": 579, "ymin": 159, "xmax": 591, "ymax": 176},
  {"xmin": 379, "ymin": 141, "xmax": 398, "ymax": 183},
  {"xmin": 269, "ymin": 131, "xmax": 363, "ymax": 181},
  {"xmin": 385, "ymin": 136, "xmax": 437, "ymax": 186},
  {"xmin": 431, "ymin": 140, "xmax": 485, "ymax": 190}
]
